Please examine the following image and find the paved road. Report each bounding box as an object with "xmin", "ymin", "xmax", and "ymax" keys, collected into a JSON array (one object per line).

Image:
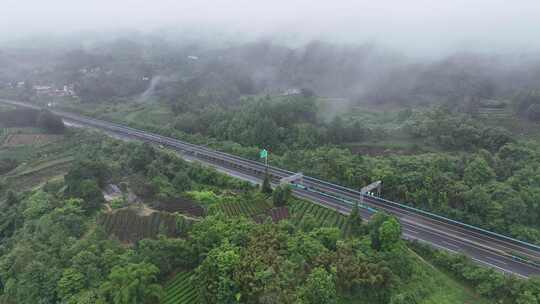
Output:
[{"xmin": 2, "ymin": 99, "xmax": 540, "ymax": 278}]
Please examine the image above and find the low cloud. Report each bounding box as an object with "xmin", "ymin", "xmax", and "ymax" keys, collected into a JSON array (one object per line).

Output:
[{"xmin": 2, "ymin": 0, "xmax": 540, "ymax": 55}]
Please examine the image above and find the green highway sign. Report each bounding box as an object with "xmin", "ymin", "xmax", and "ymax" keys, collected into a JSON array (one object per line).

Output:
[{"xmin": 259, "ymin": 149, "xmax": 268, "ymax": 159}]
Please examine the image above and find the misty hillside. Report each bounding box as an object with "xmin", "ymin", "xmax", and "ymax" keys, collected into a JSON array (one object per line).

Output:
[
  {"xmin": 2, "ymin": 2, "xmax": 540, "ymax": 303},
  {"xmin": 3, "ymin": 36, "xmax": 540, "ymax": 113}
]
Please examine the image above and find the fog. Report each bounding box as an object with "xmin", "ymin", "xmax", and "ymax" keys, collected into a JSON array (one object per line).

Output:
[{"xmin": 2, "ymin": 0, "xmax": 540, "ymax": 55}]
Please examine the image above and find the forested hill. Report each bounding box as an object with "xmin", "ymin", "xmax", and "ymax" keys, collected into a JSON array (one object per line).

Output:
[
  {"xmin": 3, "ymin": 37, "xmax": 540, "ymax": 116},
  {"xmin": 42, "ymin": 92, "xmax": 540, "ymax": 247},
  {"xmin": 0, "ymin": 105, "xmax": 539, "ymax": 303},
  {"xmin": 2, "ymin": 34, "xmax": 540, "ymax": 303}
]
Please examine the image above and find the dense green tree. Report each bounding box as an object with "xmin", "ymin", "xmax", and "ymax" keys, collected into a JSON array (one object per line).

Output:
[
  {"xmin": 463, "ymin": 156, "xmax": 495, "ymax": 186},
  {"xmin": 378, "ymin": 217, "xmax": 402, "ymax": 251},
  {"xmin": 299, "ymin": 214, "xmax": 318, "ymax": 233},
  {"xmin": 310, "ymin": 227, "xmax": 341, "ymax": 251},
  {"xmin": 36, "ymin": 110, "xmax": 65, "ymax": 134},
  {"xmin": 333, "ymin": 239, "xmax": 396, "ymax": 302},
  {"xmin": 346, "ymin": 202, "xmax": 364, "ymax": 237},
  {"xmin": 261, "ymin": 169, "xmax": 273, "ymax": 195},
  {"xmin": 136, "ymin": 236, "xmax": 195, "ymax": 276},
  {"xmin": 99, "ymin": 262, "xmax": 162, "ymax": 304},
  {"xmin": 298, "ymin": 267, "xmax": 337, "ymax": 304},
  {"xmin": 172, "ymin": 171, "xmax": 192, "ymax": 193},
  {"xmin": 150, "ymin": 174, "xmax": 176, "ymax": 200},
  {"xmin": 328, "ymin": 117, "xmax": 346, "ymax": 144},
  {"xmin": 462, "ymin": 186, "xmax": 496, "ymax": 225},
  {"xmin": 71, "ymin": 179, "xmax": 105, "ymax": 213},
  {"xmin": 129, "ymin": 143, "xmax": 156, "ymax": 173},
  {"xmin": 47, "ymin": 199, "xmax": 86, "ymax": 237},
  {"xmin": 12, "ymin": 261, "xmax": 59, "ymax": 304},
  {"xmin": 65, "ymin": 159, "xmax": 111, "ymax": 188},
  {"xmin": 5, "ymin": 190, "xmax": 19, "ymax": 207},
  {"xmin": 368, "ymin": 213, "xmax": 394, "ymax": 250},
  {"xmin": 333, "ymin": 240, "xmax": 360, "ymax": 293},
  {"xmin": 253, "ymin": 116, "xmax": 280, "ymax": 148},
  {"xmin": 233, "ymin": 224, "xmax": 296, "ymax": 303},
  {"xmin": 272, "ymin": 184, "xmax": 291, "ymax": 207},
  {"xmin": 57, "ymin": 268, "xmax": 86, "ymax": 303},
  {"xmin": 195, "ymin": 242, "xmax": 241, "ymax": 304},
  {"xmin": 189, "ymin": 215, "xmax": 254, "ymax": 261},
  {"xmin": 21, "ymin": 190, "xmax": 54, "ymax": 220}
]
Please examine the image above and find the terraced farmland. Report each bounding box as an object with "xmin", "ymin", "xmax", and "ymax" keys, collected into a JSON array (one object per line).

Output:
[
  {"xmin": 267, "ymin": 206, "xmax": 290, "ymax": 222},
  {"xmin": 162, "ymin": 272, "xmax": 197, "ymax": 304},
  {"xmin": 155, "ymin": 197, "xmax": 206, "ymax": 218},
  {"xmin": 6, "ymin": 156, "xmax": 74, "ymax": 178},
  {"xmin": 289, "ymin": 200, "xmax": 348, "ymax": 230},
  {"xmin": 98, "ymin": 209, "xmax": 196, "ymax": 242},
  {"xmin": 210, "ymin": 199, "xmax": 271, "ymax": 217}
]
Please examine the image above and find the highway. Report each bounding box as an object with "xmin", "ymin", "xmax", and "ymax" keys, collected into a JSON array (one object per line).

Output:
[{"xmin": 2, "ymin": 98, "xmax": 540, "ymax": 278}]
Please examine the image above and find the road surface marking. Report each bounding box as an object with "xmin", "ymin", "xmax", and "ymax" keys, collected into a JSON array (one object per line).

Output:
[
  {"xmin": 442, "ymin": 241, "xmax": 461, "ymax": 250},
  {"xmin": 485, "ymin": 256, "xmax": 508, "ymax": 265},
  {"xmin": 429, "ymin": 242, "xmax": 459, "ymax": 254},
  {"xmin": 473, "ymin": 258, "xmax": 525, "ymax": 279}
]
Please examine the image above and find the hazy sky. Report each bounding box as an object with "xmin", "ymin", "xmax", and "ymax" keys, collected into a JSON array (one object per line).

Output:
[{"xmin": 3, "ymin": 0, "xmax": 540, "ymax": 54}]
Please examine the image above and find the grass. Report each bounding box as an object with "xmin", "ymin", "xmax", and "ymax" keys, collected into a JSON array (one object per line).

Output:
[
  {"xmin": 338, "ymin": 253, "xmax": 490, "ymax": 304},
  {"xmin": 70, "ymin": 101, "xmax": 176, "ymax": 127},
  {"xmin": 185, "ymin": 190, "xmax": 221, "ymax": 206},
  {"xmin": 3, "ymin": 156, "xmax": 73, "ymax": 191},
  {"xmin": 418, "ymin": 264, "xmax": 490, "ymax": 304},
  {"xmin": 0, "ymin": 130, "xmax": 81, "ymax": 190},
  {"xmin": 0, "ymin": 133, "xmax": 71, "ymax": 162},
  {"xmin": 123, "ymin": 105, "xmax": 175, "ymax": 125},
  {"xmin": 0, "ymin": 145, "xmax": 36, "ymax": 161},
  {"xmin": 407, "ymin": 248, "xmax": 490, "ymax": 304},
  {"xmin": 4, "ymin": 127, "xmax": 45, "ymax": 134},
  {"xmin": 7, "ymin": 156, "xmax": 74, "ymax": 177},
  {"xmin": 5, "ymin": 162, "xmax": 72, "ymax": 191}
]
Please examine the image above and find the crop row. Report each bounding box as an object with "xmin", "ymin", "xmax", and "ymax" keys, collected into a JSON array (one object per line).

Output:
[
  {"xmin": 163, "ymin": 272, "xmax": 198, "ymax": 304},
  {"xmin": 289, "ymin": 200, "xmax": 347, "ymax": 230},
  {"xmin": 211, "ymin": 199, "xmax": 271, "ymax": 217},
  {"xmin": 156, "ymin": 197, "xmax": 206, "ymax": 217},
  {"xmin": 97, "ymin": 209, "xmax": 196, "ymax": 242}
]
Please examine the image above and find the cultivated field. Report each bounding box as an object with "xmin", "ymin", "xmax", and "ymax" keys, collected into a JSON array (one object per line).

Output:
[
  {"xmin": 163, "ymin": 272, "xmax": 197, "ymax": 304},
  {"xmin": 209, "ymin": 198, "xmax": 271, "ymax": 218},
  {"xmin": 0, "ymin": 127, "xmax": 62, "ymax": 147},
  {"xmin": 154, "ymin": 197, "xmax": 206, "ymax": 217},
  {"xmin": 289, "ymin": 199, "xmax": 348, "ymax": 230},
  {"xmin": 97, "ymin": 208, "xmax": 196, "ymax": 243}
]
